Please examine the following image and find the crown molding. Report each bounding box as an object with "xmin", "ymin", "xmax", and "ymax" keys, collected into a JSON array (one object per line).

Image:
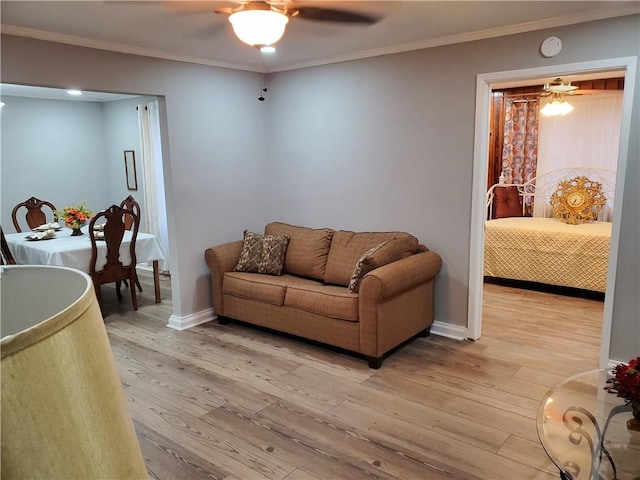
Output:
[
  {"xmin": 0, "ymin": 25, "xmax": 259, "ymax": 73},
  {"xmin": 2, "ymin": 5, "xmax": 639, "ymax": 74}
]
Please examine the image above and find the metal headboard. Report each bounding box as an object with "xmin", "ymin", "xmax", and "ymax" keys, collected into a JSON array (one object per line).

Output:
[{"xmin": 486, "ymin": 167, "xmax": 617, "ymax": 221}]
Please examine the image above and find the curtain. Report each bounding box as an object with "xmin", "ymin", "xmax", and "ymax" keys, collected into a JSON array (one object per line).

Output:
[
  {"xmin": 138, "ymin": 101, "xmax": 170, "ymax": 273},
  {"xmin": 501, "ymin": 98, "xmax": 539, "ymax": 185},
  {"xmin": 537, "ymin": 91, "xmax": 622, "ymax": 172},
  {"xmin": 536, "ymin": 91, "xmax": 622, "ymax": 218},
  {"xmin": 501, "ymin": 98, "xmax": 539, "ymax": 213}
]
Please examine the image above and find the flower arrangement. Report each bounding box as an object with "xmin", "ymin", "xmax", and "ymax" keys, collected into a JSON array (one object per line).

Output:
[
  {"xmin": 606, "ymin": 356, "xmax": 640, "ymax": 403},
  {"xmin": 57, "ymin": 202, "xmax": 93, "ymax": 231},
  {"xmin": 605, "ymin": 356, "xmax": 640, "ymax": 431},
  {"xmin": 604, "ymin": 357, "xmax": 640, "ymax": 405}
]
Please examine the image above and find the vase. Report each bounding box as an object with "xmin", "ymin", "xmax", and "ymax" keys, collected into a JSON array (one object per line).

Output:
[
  {"xmin": 629, "ymin": 401, "xmax": 640, "ymax": 432},
  {"xmin": 70, "ymin": 228, "xmax": 83, "ymax": 237}
]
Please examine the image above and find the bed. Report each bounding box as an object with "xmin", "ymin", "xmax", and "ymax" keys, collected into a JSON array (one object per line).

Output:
[{"xmin": 484, "ymin": 167, "xmax": 616, "ymax": 293}]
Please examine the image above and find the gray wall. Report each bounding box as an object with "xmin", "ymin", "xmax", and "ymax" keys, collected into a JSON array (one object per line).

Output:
[
  {"xmin": 0, "ymin": 95, "xmax": 153, "ymax": 232},
  {"xmin": 0, "ymin": 37, "xmax": 271, "ymax": 315},
  {"xmin": 0, "ymin": 95, "xmax": 111, "ymax": 230},
  {"xmin": 101, "ymin": 96, "xmax": 154, "ymax": 231},
  {"xmin": 267, "ymin": 16, "xmax": 639, "ymax": 361},
  {"xmin": 1, "ymin": 13, "xmax": 638, "ymax": 360}
]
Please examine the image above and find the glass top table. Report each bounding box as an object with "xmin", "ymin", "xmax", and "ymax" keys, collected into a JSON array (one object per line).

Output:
[{"xmin": 537, "ymin": 369, "xmax": 640, "ymax": 480}]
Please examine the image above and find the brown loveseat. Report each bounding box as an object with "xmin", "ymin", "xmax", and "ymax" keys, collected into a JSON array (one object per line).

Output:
[{"xmin": 205, "ymin": 222, "xmax": 442, "ymax": 368}]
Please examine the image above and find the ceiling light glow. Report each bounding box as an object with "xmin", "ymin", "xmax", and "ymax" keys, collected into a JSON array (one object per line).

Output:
[
  {"xmin": 541, "ymin": 99, "xmax": 574, "ymax": 116},
  {"xmin": 67, "ymin": 89, "xmax": 83, "ymax": 96},
  {"xmin": 229, "ymin": 9, "xmax": 288, "ymax": 47},
  {"xmin": 260, "ymin": 46, "xmax": 276, "ymax": 54}
]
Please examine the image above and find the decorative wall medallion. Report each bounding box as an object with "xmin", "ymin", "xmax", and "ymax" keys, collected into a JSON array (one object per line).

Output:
[{"xmin": 550, "ymin": 176, "xmax": 606, "ymax": 224}]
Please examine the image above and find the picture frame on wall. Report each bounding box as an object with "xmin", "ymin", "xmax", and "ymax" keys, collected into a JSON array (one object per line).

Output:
[{"xmin": 124, "ymin": 150, "xmax": 138, "ymax": 191}]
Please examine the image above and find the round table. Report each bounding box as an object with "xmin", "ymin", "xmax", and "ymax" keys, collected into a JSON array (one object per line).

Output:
[{"xmin": 537, "ymin": 369, "xmax": 640, "ymax": 479}]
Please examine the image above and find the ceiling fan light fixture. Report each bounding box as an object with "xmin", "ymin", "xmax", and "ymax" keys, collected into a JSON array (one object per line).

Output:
[
  {"xmin": 229, "ymin": 9, "xmax": 289, "ymax": 47},
  {"xmin": 541, "ymin": 99, "xmax": 574, "ymax": 117}
]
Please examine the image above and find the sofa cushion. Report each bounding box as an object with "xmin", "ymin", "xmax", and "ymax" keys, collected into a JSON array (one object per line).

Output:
[
  {"xmin": 223, "ymin": 272, "xmax": 299, "ymax": 306},
  {"xmin": 325, "ymin": 230, "xmax": 418, "ymax": 287},
  {"xmin": 265, "ymin": 222, "xmax": 333, "ymax": 281},
  {"xmin": 493, "ymin": 186, "xmax": 523, "ymax": 219},
  {"xmin": 348, "ymin": 239, "xmax": 407, "ymax": 293},
  {"xmin": 233, "ymin": 230, "xmax": 290, "ymax": 275},
  {"xmin": 284, "ymin": 284, "xmax": 359, "ymax": 322}
]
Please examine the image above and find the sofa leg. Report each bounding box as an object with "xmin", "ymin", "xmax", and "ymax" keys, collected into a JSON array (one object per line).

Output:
[
  {"xmin": 420, "ymin": 326, "xmax": 431, "ymax": 338},
  {"xmin": 367, "ymin": 356, "xmax": 383, "ymax": 369},
  {"xmin": 217, "ymin": 315, "xmax": 231, "ymax": 325}
]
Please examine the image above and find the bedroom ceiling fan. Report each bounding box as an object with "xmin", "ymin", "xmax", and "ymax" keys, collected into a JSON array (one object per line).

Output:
[
  {"xmin": 213, "ymin": 1, "xmax": 381, "ymax": 48},
  {"xmin": 541, "ymin": 77, "xmax": 579, "ymax": 96},
  {"xmin": 539, "ymin": 78, "xmax": 579, "ymax": 116}
]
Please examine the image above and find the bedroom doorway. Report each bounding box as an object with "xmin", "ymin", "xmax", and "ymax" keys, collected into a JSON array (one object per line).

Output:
[{"xmin": 468, "ymin": 57, "xmax": 637, "ymax": 368}]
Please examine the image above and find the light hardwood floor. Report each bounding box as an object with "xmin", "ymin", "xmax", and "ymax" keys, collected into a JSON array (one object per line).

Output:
[{"xmin": 103, "ymin": 272, "xmax": 604, "ymax": 479}]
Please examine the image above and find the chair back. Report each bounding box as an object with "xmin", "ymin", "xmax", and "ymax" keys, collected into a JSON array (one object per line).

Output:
[
  {"xmin": 88, "ymin": 205, "xmax": 139, "ymax": 309},
  {"xmin": 11, "ymin": 197, "xmax": 58, "ymax": 233},
  {"xmin": 1, "ymin": 226, "xmax": 17, "ymax": 265},
  {"xmin": 119, "ymin": 195, "xmax": 141, "ymax": 231}
]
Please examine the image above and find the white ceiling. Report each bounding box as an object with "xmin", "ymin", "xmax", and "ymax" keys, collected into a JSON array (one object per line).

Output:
[{"xmin": 1, "ymin": 1, "xmax": 639, "ymax": 73}]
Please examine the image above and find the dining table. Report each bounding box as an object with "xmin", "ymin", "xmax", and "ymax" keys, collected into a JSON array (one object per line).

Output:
[{"xmin": 4, "ymin": 226, "xmax": 165, "ymax": 303}]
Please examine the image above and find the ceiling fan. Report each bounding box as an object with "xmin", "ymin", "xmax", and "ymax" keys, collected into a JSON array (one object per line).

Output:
[
  {"xmin": 213, "ymin": 1, "xmax": 381, "ymax": 48},
  {"xmin": 538, "ymin": 78, "xmax": 581, "ymax": 116},
  {"xmin": 541, "ymin": 77, "xmax": 580, "ymax": 96}
]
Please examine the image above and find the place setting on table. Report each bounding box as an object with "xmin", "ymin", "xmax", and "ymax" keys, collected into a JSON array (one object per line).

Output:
[
  {"xmin": 4, "ymin": 201, "xmax": 165, "ymax": 303},
  {"xmin": 24, "ymin": 222, "xmax": 61, "ymax": 241}
]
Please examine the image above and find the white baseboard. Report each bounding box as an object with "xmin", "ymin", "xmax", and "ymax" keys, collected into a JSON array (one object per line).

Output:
[
  {"xmin": 431, "ymin": 320, "xmax": 467, "ymax": 340},
  {"xmin": 167, "ymin": 308, "xmax": 215, "ymax": 331},
  {"xmin": 166, "ymin": 311, "xmax": 468, "ymax": 341}
]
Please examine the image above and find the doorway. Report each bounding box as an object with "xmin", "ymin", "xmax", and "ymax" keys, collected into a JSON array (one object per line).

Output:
[{"xmin": 468, "ymin": 57, "xmax": 638, "ymax": 368}]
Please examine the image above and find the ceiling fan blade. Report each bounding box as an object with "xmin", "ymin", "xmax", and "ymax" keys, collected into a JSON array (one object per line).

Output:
[
  {"xmin": 295, "ymin": 7, "xmax": 380, "ymax": 24},
  {"xmin": 214, "ymin": 6, "xmax": 237, "ymax": 14},
  {"xmin": 102, "ymin": 1, "xmax": 163, "ymax": 4}
]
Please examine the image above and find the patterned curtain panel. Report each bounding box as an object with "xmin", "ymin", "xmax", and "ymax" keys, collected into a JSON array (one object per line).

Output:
[{"xmin": 501, "ymin": 98, "xmax": 539, "ymax": 184}]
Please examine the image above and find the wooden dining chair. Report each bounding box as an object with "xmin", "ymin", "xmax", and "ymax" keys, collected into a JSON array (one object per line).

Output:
[
  {"xmin": 1, "ymin": 226, "xmax": 17, "ymax": 265},
  {"xmin": 11, "ymin": 197, "xmax": 58, "ymax": 233},
  {"xmin": 89, "ymin": 205, "xmax": 139, "ymax": 311},
  {"xmin": 119, "ymin": 195, "xmax": 143, "ymax": 292},
  {"xmin": 119, "ymin": 195, "xmax": 141, "ymax": 231}
]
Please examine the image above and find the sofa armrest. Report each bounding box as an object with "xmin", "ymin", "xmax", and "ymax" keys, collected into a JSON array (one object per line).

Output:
[
  {"xmin": 205, "ymin": 240, "xmax": 243, "ymax": 316},
  {"xmin": 358, "ymin": 250, "xmax": 442, "ymax": 358},
  {"xmin": 359, "ymin": 250, "xmax": 442, "ymax": 302}
]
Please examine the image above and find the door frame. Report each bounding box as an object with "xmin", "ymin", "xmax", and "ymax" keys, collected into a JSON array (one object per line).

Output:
[{"xmin": 468, "ymin": 57, "xmax": 637, "ymax": 368}]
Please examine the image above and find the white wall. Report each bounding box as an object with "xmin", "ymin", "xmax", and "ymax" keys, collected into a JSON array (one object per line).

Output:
[
  {"xmin": 1, "ymin": 14, "xmax": 638, "ymax": 360},
  {"xmin": 0, "ymin": 95, "xmax": 111, "ymax": 231}
]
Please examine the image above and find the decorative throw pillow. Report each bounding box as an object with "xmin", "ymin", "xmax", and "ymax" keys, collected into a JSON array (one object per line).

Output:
[
  {"xmin": 348, "ymin": 238, "xmax": 402, "ymax": 293},
  {"xmin": 233, "ymin": 230, "xmax": 290, "ymax": 275},
  {"xmin": 493, "ymin": 186, "xmax": 523, "ymax": 219},
  {"xmin": 347, "ymin": 238, "xmax": 413, "ymax": 293}
]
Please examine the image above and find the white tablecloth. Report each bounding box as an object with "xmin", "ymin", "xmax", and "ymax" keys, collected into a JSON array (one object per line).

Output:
[{"xmin": 5, "ymin": 227, "xmax": 165, "ymax": 273}]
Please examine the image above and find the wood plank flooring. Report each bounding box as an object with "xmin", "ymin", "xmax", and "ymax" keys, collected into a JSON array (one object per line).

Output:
[{"xmin": 102, "ymin": 272, "xmax": 604, "ymax": 479}]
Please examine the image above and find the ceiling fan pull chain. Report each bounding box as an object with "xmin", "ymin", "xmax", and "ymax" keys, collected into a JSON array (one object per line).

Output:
[{"xmin": 258, "ymin": 73, "xmax": 267, "ymax": 101}]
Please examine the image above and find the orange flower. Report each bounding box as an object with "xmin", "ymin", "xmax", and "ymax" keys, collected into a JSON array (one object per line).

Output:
[{"xmin": 56, "ymin": 202, "xmax": 93, "ymax": 229}]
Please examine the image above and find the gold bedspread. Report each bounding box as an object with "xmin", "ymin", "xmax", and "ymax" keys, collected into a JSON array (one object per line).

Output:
[{"xmin": 484, "ymin": 217, "xmax": 611, "ymax": 292}]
